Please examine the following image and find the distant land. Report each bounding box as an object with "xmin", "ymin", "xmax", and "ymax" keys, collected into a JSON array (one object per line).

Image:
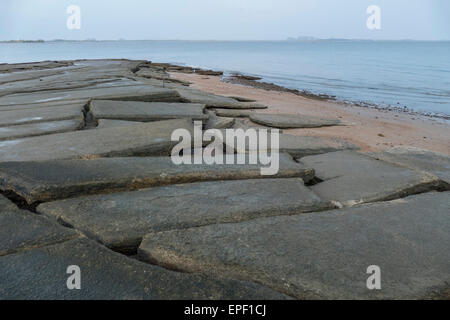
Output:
[
  {"xmin": 1, "ymin": 38, "xmax": 449, "ymax": 43},
  {"xmin": 286, "ymin": 36, "xmax": 318, "ymax": 41},
  {"xmin": 0, "ymin": 40, "xmax": 45, "ymax": 43}
]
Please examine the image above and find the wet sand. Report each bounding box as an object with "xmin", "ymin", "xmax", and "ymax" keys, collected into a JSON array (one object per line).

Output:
[{"xmin": 171, "ymin": 72, "xmax": 450, "ymax": 155}]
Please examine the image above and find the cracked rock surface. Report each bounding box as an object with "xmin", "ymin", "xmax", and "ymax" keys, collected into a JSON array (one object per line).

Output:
[
  {"xmin": 0, "ymin": 237, "xmax": 289, "ymax": 300},
  {"xmin": 0, "ymin": 119, "xmax": 194, "ymax": 162},
  {"xmin": 300, "ymin": 151, "xmax": 443, "ymax": 207},
  {"xmin": 139, "ymin": 192, "xmax": 450, "ymax": 300},
  {"xmin": 90, "ymin": 100, "xmax": 208, "ymax": 122},
  {"xmin": 249, "ymin": 113, "xmax": 342, "ymax": 128},
  {"xmin": 0, "ymin": 59, "xmax": 448, "ymax": 300},
  {"xmin": 0, "ymin": 153, "xmax": 312, "ymax": 203},
  {"xmin": 37, "ymin": 178, "xmax": 330, "ymax": 253}
]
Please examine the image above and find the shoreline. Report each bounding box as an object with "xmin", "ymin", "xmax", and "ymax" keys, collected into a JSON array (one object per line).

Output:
[
  {"xmin": 153, "ymin": 62, "xmax": 450, "ymax": 121},
  {"xmin": 223, "ymin": 72, "xmax": 450, "ymax": 121},
  {"xmin": 170, "ymin": 70, "xmax": 450, "ymax": 155}
]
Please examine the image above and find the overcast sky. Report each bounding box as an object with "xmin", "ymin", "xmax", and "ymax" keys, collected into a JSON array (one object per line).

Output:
[{"xmin": 1, "ymin": 0, "xmax": 449, "ymax": 41}]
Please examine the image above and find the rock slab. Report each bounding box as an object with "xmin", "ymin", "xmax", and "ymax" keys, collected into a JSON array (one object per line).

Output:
[
  {"xmin": 177, "ymin": 88, "xmax": 267, "ymax": 109},
  {"xmin": 38, "ymin": 178, "xmax": 331, "ymax": 253},
  {"xmin": 367, "ymin": 148, "xmax": 450, "ymax": 188},
  {"xmin": 139, "ymin": 192, "xmax": 450, "ymax": 299},
  {"xmin": 205, "ymin": 111, "xmax": 235, "ymax": 129},
  {"xmin": 250, "ymin": 113, "xmax": 341, "ymax": 129},
  {"xmin": 96, "ymin": 119, "xmax": 142, "ymax": 129},
  {"xmin": 223, "ymin": 132, "xmax": 357, "ymax": 158},
  {"xmin": 300, "ymin": 151, "xmax": 441, "ymax": 206},
  {"xmin": 0, "ymin": 100, "xmax": 88, "ymax": 112},
  {"xmin": 0, "ymin": 195, "xmax": 79, "ymax": 257},
  {"xmin": 0, "ymin": 85, "xmax": 182, "ymax": 106},
  {"xmin": 0, "ymin": 104, "xmax": 84, "ymax": 127},
  {"xmin": 0, "ymin": 153, "xmax": 313, "ymax": 203},
  {"xmin": 0, "ymin": 119, "xmax": 84, "ymax": 141},
  {"xmin": 90, "ymin": 100, "xmax": 208, "ymax": 122},
  {"xmin": 0, "ymin": 238, "xmax": 288, "ymax": 300},
  {"xmin": 0, "ymin": 119, "xmax": 193, "ymax": 162}
]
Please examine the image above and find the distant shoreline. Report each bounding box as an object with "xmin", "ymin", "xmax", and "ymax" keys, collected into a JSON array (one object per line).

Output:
[{"xmin": 2, "ymin": 39, "xmax": 450, "ymax": 43}]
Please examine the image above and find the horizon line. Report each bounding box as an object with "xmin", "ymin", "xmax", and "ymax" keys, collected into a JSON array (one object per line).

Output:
[{"xmin": 1, "ymin": 38, "xmax": 450, "ymax": 43}]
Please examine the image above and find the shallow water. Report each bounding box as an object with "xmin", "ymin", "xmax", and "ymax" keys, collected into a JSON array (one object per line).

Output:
[{"xmin": 1, "ymin": 40, "xmax": 449, "ymax": 115}]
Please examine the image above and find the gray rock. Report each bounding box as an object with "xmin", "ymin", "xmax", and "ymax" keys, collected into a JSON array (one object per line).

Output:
[
  {"xmin": 213, "ymin": 109, "xmax": 254, "ymax": 118},
  {"xmin": 0, "ymin": 195, "xmax": 79, "ymax": 257},
  {"xmin": 177, "ymin": 88, "xmax": 267, "ymax": 109},
  {"xmin": 0, "ymin": 100, "xmax": 88, "ymax": 112},
  {"xmin": 0, "ymin": 119, "xmax": 84, "ymax": 141},
  {"xmin": 96, "ymin": 119, "xmax": 142, "ymax": 129},
  {"xmin": 135, "ymin": 67, "xmax": 191, "ymax": 86},
  {"xmin": 0, "ymin": 61, "xmax": 72, "ymax": 74},
  {"xmin": 90, "ymin": 100, "xmax": 208, "ymax": 122},
  {"xmin": 0, "ymin": 154, "xmax": 314, "ymax": 204},
  {"xmin": 367, "ymin": 148, "xmax": 450, "ymax": 188},
  {"xmin": 222, "ymin": 132, "xmax": 357, "ymax": 158},
  {"xmin": 278, "ymin": 135, "xmax": 358, "ymax": 158},
  {"xmin": 300, "ymin": 151, "xmax": 442, "ymax": 206},
  {"xmin": 0, "ymin": 68, "xmax": 70, "ymax": 86},
  {"xmin": 250, "ymin": 113, "xmax": 341, "ymax": 128},
  {"xmin": 0, "ymin": 194, "xmax": 20, "ymax": 211},
  {"xmin": 0, "ymin": 104, "xmax": 84, "ymax": 127},
  {"xmin": 0, "ymin": 238, "xmax": 288, "ymax": 299},
  {"xmin": 232, "ymin": 119, "xmax": 282, "ymax": 132},
  {"xmin": 139, "ymin": 192, "xmax": 450, "ymax": 299},
  {"xmin": 38, "ymin": 178, "xmax": 331, "ymax": 253},
  {"xmin": 0, "ymin": 74, "xmax": 138, "ymax": 97},
  {"xmin": 0, "ymin": 60, "xmax": 142, "ymax": 95},
  {"xmin": 205, "ymin": 111, "xmax": 235, "ymax": 129},
  {"xmin": 0, "ymin": 85, "xmax": 182, "ymax": 107},
  {"xmin": 0, "ymin": 119, "xmax": 193, "ymax": 162},
  {"xmin": 136, "ymin": 68, "xmax": 170, "ymax": 80}
]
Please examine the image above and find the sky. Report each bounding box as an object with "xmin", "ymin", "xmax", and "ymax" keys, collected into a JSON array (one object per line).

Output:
[{"xmin": 0, "ymin": 0, "xmax": 449, "ymax": 41}]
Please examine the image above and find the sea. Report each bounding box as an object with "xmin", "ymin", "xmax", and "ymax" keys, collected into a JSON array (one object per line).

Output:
[{"xmin": 1, "ymin": 40, "xmax": 449, "ymax": 116}]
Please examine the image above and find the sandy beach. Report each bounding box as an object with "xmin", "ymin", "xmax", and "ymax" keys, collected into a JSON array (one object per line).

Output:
[{"xmin": 171, "ymin": 72, "xmax": 450, "ymax": 155}]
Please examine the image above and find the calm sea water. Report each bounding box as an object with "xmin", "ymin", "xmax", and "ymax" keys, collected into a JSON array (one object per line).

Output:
[{"xmin": 1, "ymin": 40, "xmax": 449, "ymax": 115}]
